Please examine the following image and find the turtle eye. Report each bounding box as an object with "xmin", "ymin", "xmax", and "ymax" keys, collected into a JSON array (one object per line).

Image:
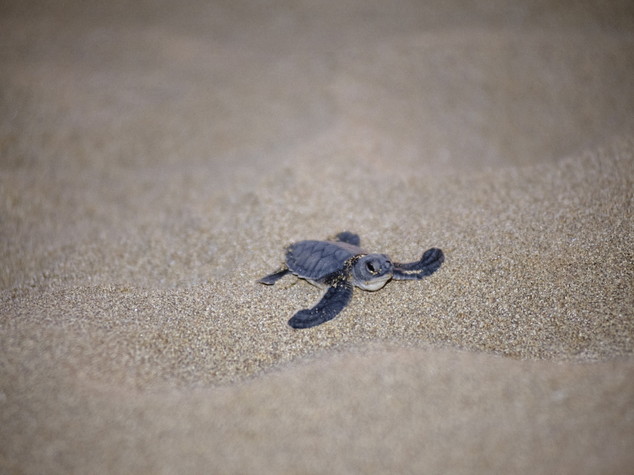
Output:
[{"xmin": 366, "ymin": 261, "xmax": 377, "ymax": 274}]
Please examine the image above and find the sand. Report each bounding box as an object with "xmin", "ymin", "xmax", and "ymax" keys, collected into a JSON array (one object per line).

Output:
[{"xmin": 1, "ymin": 1, "xmax": 633, "ymax": 473}]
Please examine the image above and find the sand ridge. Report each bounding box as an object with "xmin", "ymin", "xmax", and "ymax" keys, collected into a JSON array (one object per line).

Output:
[{"xmin": 1, "ymin": 1, "xmax": 633, "ymax": 473}]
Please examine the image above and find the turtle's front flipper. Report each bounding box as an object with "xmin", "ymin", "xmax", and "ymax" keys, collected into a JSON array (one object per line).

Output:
[
  {"xmin": 334, "ymin": 231, "xmax": 361, "ymax": 247},
  {"xmin": 258, "ymin": 268, "xmax": 290, "ymax": 285},
  {"xmin": 393, "ymin": 248, "xmax": 444, "ymax": 280},
  {"xmin": 288, "ymin": 281, "xmax": 353, "ymax": 329}
]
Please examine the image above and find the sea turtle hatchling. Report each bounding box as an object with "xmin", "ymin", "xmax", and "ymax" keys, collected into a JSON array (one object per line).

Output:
[{"xmin": 258, "ymin": 231, "xmax": 444, "ymax": 329}]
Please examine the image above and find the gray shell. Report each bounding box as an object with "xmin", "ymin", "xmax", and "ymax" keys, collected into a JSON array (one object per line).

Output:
[{"xmin": 286, "ymin": 240, "xmax": 364, "ymax": 280}]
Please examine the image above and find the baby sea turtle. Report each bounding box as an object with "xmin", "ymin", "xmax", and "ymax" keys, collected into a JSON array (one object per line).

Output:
[{"xmin": 258, "ymin": 231, "xmax": 444, "ymax": 329}]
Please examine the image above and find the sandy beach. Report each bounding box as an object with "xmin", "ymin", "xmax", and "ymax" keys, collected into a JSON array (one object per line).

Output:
[{"xmin": 2, "ymin": 1, "xmax": 633, "ymax": 473}]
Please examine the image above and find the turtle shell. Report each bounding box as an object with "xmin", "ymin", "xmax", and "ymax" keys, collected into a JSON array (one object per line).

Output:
[{"xmin": 285, "ymin": 240, "xmax": 364, "ymax": 281}]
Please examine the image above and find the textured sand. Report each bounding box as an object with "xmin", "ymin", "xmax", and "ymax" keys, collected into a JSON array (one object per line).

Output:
[{"xmin": 1, "ymin": 1, "xmax": 633, "ymax": 473}]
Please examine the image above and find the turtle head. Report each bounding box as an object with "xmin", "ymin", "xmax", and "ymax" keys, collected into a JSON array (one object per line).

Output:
[{"xmin": 351, "ymin": 254, "xmax": 393, "ymax": 291}]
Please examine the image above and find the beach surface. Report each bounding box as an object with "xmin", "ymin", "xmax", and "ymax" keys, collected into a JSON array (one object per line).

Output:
[{"xmin": 1, "ymin": 1, "xmax": 633, "ymax": 473}]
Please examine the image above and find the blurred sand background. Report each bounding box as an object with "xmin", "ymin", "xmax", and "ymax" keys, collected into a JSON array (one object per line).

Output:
[{"xmin": 1, "ymin": 1, "xmax": 633, "ymax": 473}]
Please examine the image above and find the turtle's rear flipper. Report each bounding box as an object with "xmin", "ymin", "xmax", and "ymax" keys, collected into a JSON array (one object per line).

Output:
[
  {"xmin": 393, "ymin": 248, "xmax": 444, "ymax": 280},
  {"xmin": 334, "ymin": 231, "xmax": 361, "ymax": 247},
  {"xmin": 258, "ymin": 268, "xmax": 290, "ymax": 285},
  {"xmin": 288, "ymin": 281, "xmax": 353, "ymax": 329}
]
